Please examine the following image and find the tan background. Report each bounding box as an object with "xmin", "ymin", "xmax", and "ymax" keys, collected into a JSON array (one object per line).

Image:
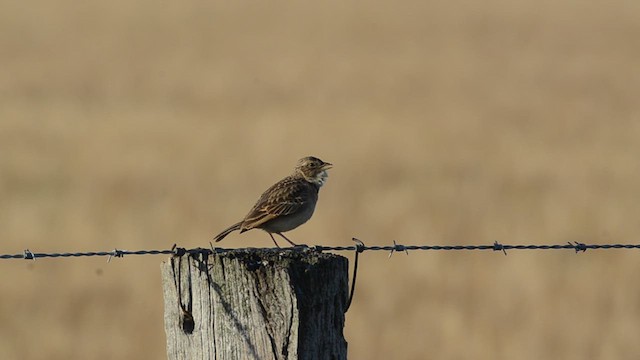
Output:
[{"xmin": 2, "ymin": 0, "xmax": 640, "ymax": 359}]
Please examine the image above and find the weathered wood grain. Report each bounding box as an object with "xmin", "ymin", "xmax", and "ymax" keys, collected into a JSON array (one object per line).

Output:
[{"xmin": 162, "ymin": 249, "xmax": 348, "ymax": 360}]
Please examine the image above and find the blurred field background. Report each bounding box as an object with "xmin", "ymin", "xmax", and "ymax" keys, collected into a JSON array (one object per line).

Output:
[{"xmin": 2, "ymin": 0, "xmax": 640, "ymax": 359}]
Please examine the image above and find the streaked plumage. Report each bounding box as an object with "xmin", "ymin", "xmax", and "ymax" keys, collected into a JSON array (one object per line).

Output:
[{"xmin": 213, "ymin": 156, "xmax": 332, "ymax": 247}]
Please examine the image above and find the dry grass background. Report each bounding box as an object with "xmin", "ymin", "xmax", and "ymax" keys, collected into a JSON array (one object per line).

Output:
[{"xmin": 1, "ymin": 0, "xmax": 640, "ymax": 359}]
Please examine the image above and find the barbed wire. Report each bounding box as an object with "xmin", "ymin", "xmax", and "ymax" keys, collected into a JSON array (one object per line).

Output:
[
  {"xmin": 5, "ymin": 239, "xmax": 640, "ymax": 311},
  {"xmin": 2, "ymin": 239, "xmax": 640, "ymax": 261}
]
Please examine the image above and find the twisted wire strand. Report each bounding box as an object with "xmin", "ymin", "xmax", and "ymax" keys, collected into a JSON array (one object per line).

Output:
[{"xmin": 2, "ymin": 240, "xmax": 639, "ymax": 261}]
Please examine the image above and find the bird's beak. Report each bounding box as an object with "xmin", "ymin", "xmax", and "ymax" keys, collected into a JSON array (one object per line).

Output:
[{"xmin": 321, "ymin": 162, "xmax": 333, "ymax": 170}]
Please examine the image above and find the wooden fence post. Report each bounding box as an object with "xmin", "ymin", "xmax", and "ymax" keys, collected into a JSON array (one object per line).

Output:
[{"xmin": 161, "ymin": 249, "xmax": 349, "ymax": 360}]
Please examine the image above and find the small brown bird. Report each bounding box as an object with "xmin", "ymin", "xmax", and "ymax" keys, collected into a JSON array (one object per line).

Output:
[{"xmin": 213, "ymin": 156, "xmax": 332, "ymax": 247}]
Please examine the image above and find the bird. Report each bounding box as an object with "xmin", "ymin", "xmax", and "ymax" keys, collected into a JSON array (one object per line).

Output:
[{"xmin": 213, "ymin": 156, "xmax": 332, "ymax": 247}]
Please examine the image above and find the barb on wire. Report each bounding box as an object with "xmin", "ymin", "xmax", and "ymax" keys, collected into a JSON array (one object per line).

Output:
[
  {"xmin": 388, "ymin": 240, "xmax": 409, "ymax": 258},
  {"xmin": 24, "ymin": 249, "xmax": 36, "ymax": 261},
  {"xmin": 571, "ymin": 241, "xmax": 588, "ymax": 253},
  {"xmin": 493, "ymin": 241, "xmax": 507, "ymax": 256},
  {"xmin": 2, "ymin": 240, "xmax": 640, "ymax": 261},
  {"xmin": 107, "ymin": 249, "xmax": 124, "ymax": 263}
]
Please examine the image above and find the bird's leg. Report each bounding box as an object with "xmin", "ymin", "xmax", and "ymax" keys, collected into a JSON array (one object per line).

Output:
[
  {"xmin": 276, "ymin": 233, "xmax": 298, "ymax": 247},
  {"xmin": 268, "ymin": 233, "xmax": 281, "ymax": 248}
]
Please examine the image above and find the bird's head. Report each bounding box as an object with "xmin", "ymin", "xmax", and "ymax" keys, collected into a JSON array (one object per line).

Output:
[{"xmin": 295, "ymin": 156, "xmax": 332, "ymax": 186}]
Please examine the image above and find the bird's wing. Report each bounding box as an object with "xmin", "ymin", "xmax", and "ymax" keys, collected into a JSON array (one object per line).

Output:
[{"xmin": 241, "ymin": 177, "xmax": 314, "ymax": 230}]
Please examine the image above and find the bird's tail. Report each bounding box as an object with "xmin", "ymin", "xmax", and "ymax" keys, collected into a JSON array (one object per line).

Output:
[{"xmin": 213, "ymin": 221, "xmax": 242, "ymax": 242}]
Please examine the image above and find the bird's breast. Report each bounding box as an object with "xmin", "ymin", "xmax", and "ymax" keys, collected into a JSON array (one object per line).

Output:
[{"xmin": 261, "ymin": 200, "xmax": 317, "ymax": 233}]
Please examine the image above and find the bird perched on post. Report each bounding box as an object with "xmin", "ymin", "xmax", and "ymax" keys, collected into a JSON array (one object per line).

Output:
[{"xmin": 213, "ymin": 156, "xmax": 332, "ymax": 247}]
